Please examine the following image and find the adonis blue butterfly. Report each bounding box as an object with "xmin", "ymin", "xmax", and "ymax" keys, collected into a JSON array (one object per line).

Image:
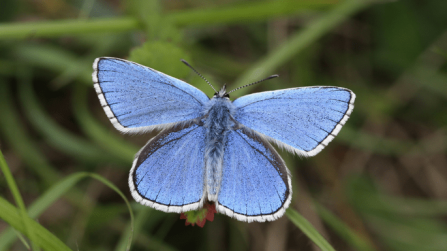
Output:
[{"xmin": 92, "ymin": 57, "xmax": 355, "ymax": 222}]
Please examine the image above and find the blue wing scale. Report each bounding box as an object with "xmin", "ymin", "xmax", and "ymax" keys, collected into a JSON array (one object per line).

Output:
[
  {"xmin": 93, "ymin": 57, "xmax": 209, "ymax": 133},
  {"xmin": 129, "ymin": 122, "xmax": 206, "ymax": 212},
  {"xmin": 233, "ymin": 86, "xmax": 355, "ymax": 157},
  {"xmin": 216, "ymin": 128, "xmax": 292, "ymax": 222}
]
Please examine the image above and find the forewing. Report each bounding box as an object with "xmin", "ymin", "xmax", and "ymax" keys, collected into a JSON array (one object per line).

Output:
[
  {"xmin": 233, "ymin": 86, "xmax": 355, "ymax": 157},
  {"xmin": 92, "ymin": 57, "xmax": 209, "ymax": 133},
  {"xmin": 216, "ymin": 128, "xmax": 292, "ymax": 222},
  {"xmin": 129, "ymin": 122, "xmax": 206, "ymax": 212}
]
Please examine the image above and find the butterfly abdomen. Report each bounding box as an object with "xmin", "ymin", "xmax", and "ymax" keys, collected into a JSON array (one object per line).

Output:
[{"xmin": 203, "ymin": 98, "xmax": 236, "ymax": 201}]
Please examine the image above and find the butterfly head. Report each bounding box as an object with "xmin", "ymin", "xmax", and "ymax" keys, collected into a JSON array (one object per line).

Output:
[
  {"xmin": 181, "ymin": 59, "xmax": 278, "ymax": 100},
  {"xmin": 214, "ymin": 85, "xmax": 230, "ymax": 99}
]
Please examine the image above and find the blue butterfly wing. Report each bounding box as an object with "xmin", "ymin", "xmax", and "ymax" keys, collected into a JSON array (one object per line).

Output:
[
  {"xmin": 129, "ymin": 122, "xmax": 206, "ymax": 212},
  {"xmin": 233, "ymin": 86, "xmax": 355, "ymax": 156},
  {"xmin": 216, "ymin": 128, "xmax": 292, "ymax": 222},
  {"xmin": 92, "ymin": 57, "xmax": 209, "ymax": 133}
]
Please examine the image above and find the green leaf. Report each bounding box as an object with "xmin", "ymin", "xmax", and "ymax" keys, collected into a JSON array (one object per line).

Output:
[
  {"xmin": 129, "ymin": 41, "xmax": 192, "ymax": 79},
  {"xmin": 125, "ymin": 0, "xmax": 180, "ymax": 42}
]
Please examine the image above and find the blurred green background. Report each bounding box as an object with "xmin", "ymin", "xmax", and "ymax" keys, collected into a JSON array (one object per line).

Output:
[{"xmin": 1, "ymin": 0, "xmax": 447, "ymax": 250}]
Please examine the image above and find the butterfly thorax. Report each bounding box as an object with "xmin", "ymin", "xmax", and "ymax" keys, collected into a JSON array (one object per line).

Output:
[{"xmin": 203, "ymin": 97, "xmax": 236, "ymax": 202}]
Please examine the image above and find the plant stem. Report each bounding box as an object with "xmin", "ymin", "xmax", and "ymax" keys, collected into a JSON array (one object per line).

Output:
[
  {"xmin": 0, "ymin": 0, "xmax": 336, "ymax": 39},
  {"xmin": 0, "ymin": 17, "xmax": 140, "ymax": 39}
]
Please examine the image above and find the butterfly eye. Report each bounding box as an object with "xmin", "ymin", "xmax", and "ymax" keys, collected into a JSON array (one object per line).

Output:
[
  {"xmin": 224, "ymin": 94, "xmax": 230, "ymax": 98},
  {"xmin": 213, "ymin": 92, "xmax": 218, "ymax": 96}
]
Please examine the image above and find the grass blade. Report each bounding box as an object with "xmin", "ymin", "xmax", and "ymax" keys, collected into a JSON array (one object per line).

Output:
[
  {"xmin": 0, "ymin": 173, "xmax": 88, "ymax": 250},
  {"xmin": 168, "ymin": 0, "xmax": 336, "ymax": 26},
  {"xmin": 234, "ymin": 0, "xmax": 371, "ymax": 92},
  {"xmin": 15, "ymin": 44, "xmax": 92, "ymax": 84},
  {"xmin": 87, "ymin": 173, "xmax": 135, "ymax": 251},
  {"xmin": 0, "ymin": 17, "xmax": 140, "ymax": 39},
  {"xmin": 0, "ymin": 196, "xmax": 73, "ymax": 251},
  {"xmin": 286, "ymin": 208, "xmax": 336, "ymax": 251},
  {"xmin": 0, "ymin": 150, "xmax": 40, "ymax": 250},
  {"xmin": 315, "ymin": 203, "xmax": 377, "ymax": 251},
  {"xmin": 0, "ymin": 81, "xmax": 59, "ymax": 185},
  {"xmin": 17, "ymin": 67, "xmax": 113, "ymax": 164},
  {"xmin": 72, "ymin": 84, "xmax": 138, "ymax": 163},
  {"xmin": 0, "ymin": 0, "xmax": 335, "ymax": 39},
  {"xmin": 0, "ymin": 172, "xmax": 134, "ymax": 251}
]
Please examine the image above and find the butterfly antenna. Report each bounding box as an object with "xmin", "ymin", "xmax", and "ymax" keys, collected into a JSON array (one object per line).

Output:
[
  {"xmin": 228, "ymin": 74, "xmax": 279, "ymax": 94},
  {"xmin": 181, "ymin": 59, "xmax": 217, "ymax": 93}
]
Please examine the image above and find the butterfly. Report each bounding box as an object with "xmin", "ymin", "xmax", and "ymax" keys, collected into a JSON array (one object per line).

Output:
[{"xmin": 92, "ymin": 57, "xmax": 355, "ymax": 222}]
